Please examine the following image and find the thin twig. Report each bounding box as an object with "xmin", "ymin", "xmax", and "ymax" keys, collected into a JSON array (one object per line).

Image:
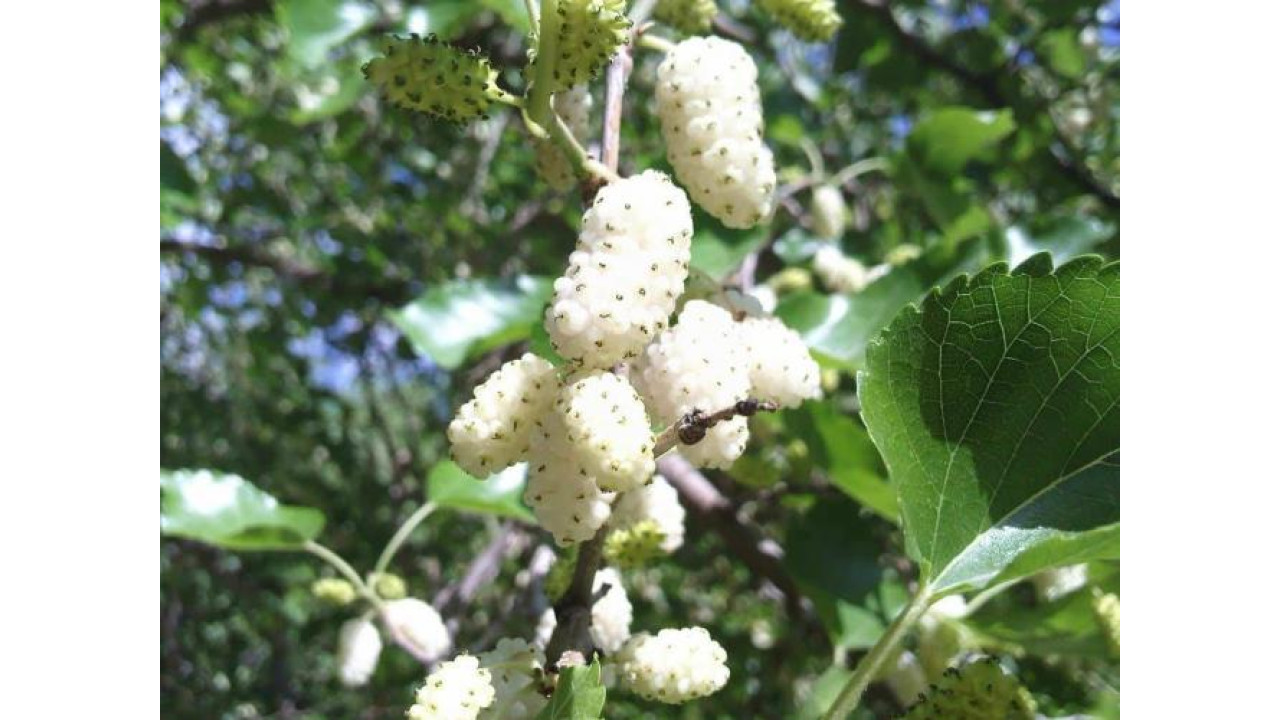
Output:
[{"xmin": 600, "ymin": 42, "xmax": 633, "ymax": 175}]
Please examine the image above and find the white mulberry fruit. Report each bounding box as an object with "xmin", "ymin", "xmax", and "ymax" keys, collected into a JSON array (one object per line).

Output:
[
  {"xmin": 609, "ymin": 474, "xmax": 686, "ymax": 553},
  {"xmin": 533, "ymin": 567, "xmax": 633, "ymax": 653},
  {"xmin": 545, "ymin": 170, "xmax": 694, "ymax": 368},
  {"xmin": 535, "ymin": 85, "xmax": 594, "ymax": 191},
  {"xmin": 738, "ymin": 316, "xmax": 821, "ymax": 408},
  {"xmin": 524, "ymin": 408, "xmax": 615, "ymax": 545},
  {"xmin": 632, "ymin": 300, "xmax": 752, "ymax": 468},
  {"xmin": 447, "ymin": 354, "xmax": 560, "ymax": 478},
  {"xmin": 615, "ymin": 627, "xmax": 729, "ymax": 703},
  {"xmin": 478, "ymin": 638, "xmax": 547, "ymax": 719},
  {"xmin": 1031, "ymin": 564, "xmax": 1089, "ymax": 603},
  {"xmin": 408, "ymin": 655, "xmax": 496, "ymax": 720},
  {"xmin": 813, "ymin": 244, "xmax": 871, "ymax": 293},
  {"xmin": 810, "ymin": 184, "xmax": 846, "ymax": 238},
  {"xmin": 590, "ymin": 567, "xmax": 634, "ymax": 652},
  {"xmin": 656, "ymin": 37, "xmax": 776, "ymax": 229},
  {"xmin": 336, "ymin": 618, "xmax": 382, "ymax": 687},
  {"xmin": 383, "ymin": 598, "xmax": 453, "ymax": 662},
  {"xmin": 558, "ymin": 371, "xmax": 656, "ymax": 492}
]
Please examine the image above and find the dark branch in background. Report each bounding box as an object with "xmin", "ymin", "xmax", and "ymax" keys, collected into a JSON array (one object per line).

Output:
[
  {"xmin": 434, "ymin": 523, "xmax": 528, "ymax": 619},
  {"xmin": 854, "ymin": 0, "xmax": 1119, "ymax": 210},
  {"xmin": 160, "ymin": 237, "xmax": 415, "ymax": 305},
  {"xmin": 657, "ymin": 454, "xmax": 805, "ymax": 617},
  {"xmin": 173, "ymin": 0, "xmax": 271, "ymax": 44}
]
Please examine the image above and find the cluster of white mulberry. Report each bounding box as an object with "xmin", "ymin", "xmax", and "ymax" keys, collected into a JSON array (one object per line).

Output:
[
  {"xmin": 430, "ymin": 27, "xmax": 829, "ymax": 715},
  {"xmin": 404, "ymin": 624, "xmax": 730, "ymax": 718}
]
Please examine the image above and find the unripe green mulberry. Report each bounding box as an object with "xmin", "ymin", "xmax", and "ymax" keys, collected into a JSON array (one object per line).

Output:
[
  {"xmin": 655, "ymin": 37, "xmax": 777, "ymax": 229},
  {"xmin": 363, "ymin": 35, "xmax": 511, "ymax": 123},
  {"xmin": 312, "ymin": 577, "xmax": 357, "ymax": 606},
  {"xmin": 810, "ymin": 184, "xmax": 846, "ymax": 238},
  {"xmin": 756, "ymin": 0, "xmax": 843, "ymax": 43},
  {"xmin": 531, "ymin": 0, "xmax": 631, "ymax": 93},
  {"xmin": 371, "ymin": 572, "xmax": 407, "ymax": 600},
  {"xmin": 901, "ymin": 658, "xmax": 1036, "ymax": 720},
  {"xmin": 655, "ymin": 0, "xmax": 718, "ymax": 35},
  {"xmin": 1093, "ymin": 592, "xmax": 1120, "ymax": 659},
  {"xmin": 535, "ymin": 85, "xmax": 594, "ymax": 191},
  {"xmin": 604, "ymin": 519, "xmax": 667, "ymax": 568}
]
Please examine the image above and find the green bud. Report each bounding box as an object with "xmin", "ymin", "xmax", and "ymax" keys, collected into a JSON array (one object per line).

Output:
[
  {"xmin": 820, "ymin": 367, "xmax": 840, "ymax": 393},
  {"xmin": 363, "ymin": 34, "xmax": 509, "ymax": 124},
  {"xmin": 655, "ymin": 0, "xmax": 718, "ymax": 35},
  {"xmin": 371, "ymin": 572, "xmax": 407, "ymax": 600},
  {"xmin": 767, "ymin": 267, "xmax": 813, "ymax": 294},
  {"xmin": 603, "ymin": 519, "xmax": 668, "ymax": 569},
  {"xmin": 545, "ymin": 546, "xmax": 579, "ymax": 602},
  {"xmin": 902, "ymin": 657, "xmax": 1036, "ymax": 720},
  {"xmin": 755, "ymin": 0, "xmax": 843, "ymax": 43},
  {"xmin": 1093, "ymin": 592, "xmax": 1120, "ymax": 659},
  {"xmin": 312, "ymin": 577, "xmax": 357, "ymax": 606},
  {"xmin": 530, "ymin": 0, "xmax": 631, "ymax": 94},
  {"xmin": 885, "ymin": 243, "xmax": 923, "ymax": 266}
]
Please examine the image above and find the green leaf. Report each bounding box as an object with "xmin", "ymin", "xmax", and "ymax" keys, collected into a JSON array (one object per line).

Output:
[
  {"xmin": 478, "ymin": 0, "xmax": 532, "ymax": 34},
  {"xmin": 390, "ymin": 276, "xmax": 552, "ymax": 369},
  {"xmin": 787, "ymin": 403, "xmax": 897, "ymax": 522},
  {"xmin": 965, "ymin": 589, "xmax": 1112, "ymax": 659},
  {"xmin": 1038, "ymin": 28, "xmax": 1086, "ymax": 79},
  {"xmin": 784, "ymin": 496, "xmax": 906, "ymax": 649},
  {"xmin": 690, "ymin": 225, "xmax": 765, "ymax": 280},
  {"xmin": 859, "ymin": 254, "xmax": 1119, "ymax": 596},
  {"xmin": 775, "ymin": 245, "xmax": 989, "ymax": 369},
  {"xmin": 277, "ymin": 0, "xmax": 376, "ymax": 68},
  {"xmin": 535, "ymin": 659, "xmax": 606, "ymax": 720},
  {"xmin": 161, "ymin": 141, "xmax": 196, "ymax": 197},
  {"xmin": 907, "ymin": 107, "xmax": 1016, "ymax": 175},
  {"xmin": 160, "ymin": 469, "xmax": 325, "ymax": 550},
  {"xmin": 1006, "ymin": 214, "xmax": 1116, "ymax": 266},
  {"xmin": 426, "ymin": 461, "xmax": 535, "ymax": 522},
  {"xmin": 796, "ymin": 666, "xmax": 853, "ymax": 720}
]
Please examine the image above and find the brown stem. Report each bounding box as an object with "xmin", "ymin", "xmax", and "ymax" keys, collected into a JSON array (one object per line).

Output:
[
  {"xmin": 544, "ymin": 531, "xmax": 606, "ymax": 666},
  {"xmin": 653, "ymin": 398, "xmax": 779, "ymax": 456}
]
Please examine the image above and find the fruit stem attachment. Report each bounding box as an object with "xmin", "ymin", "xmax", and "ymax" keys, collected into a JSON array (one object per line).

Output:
[
  {"xmin": 637, "ymin": 33, "xmax": 676, "ymax": 54},
  {"xmin": 304, "ymin": 540, "xmax": 382, "ymax": 608},
  {"xmin": 526, "ymin": 0, "xmax": 561, "ymax": 129},
  {"xmin": 823, "ymin": 584, "xmax": 935, "ymax": 720},
  {"xmin": 373, "ymin": 501, "xmax": 438, "ymax": 579},
  {"xmin": 829, "ymin": 156, "xmax": 890, "ymax": 187},
  {"xmin": 653, "ymin": 398, "xmax": 780, "ymax": 457},
  {"xmin": 550, "ymin": 112, "xmax": 619, "ymax": 183}
]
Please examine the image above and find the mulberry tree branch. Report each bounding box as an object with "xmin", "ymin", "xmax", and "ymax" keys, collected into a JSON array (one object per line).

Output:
[{"xmin": 655, "ymin": 454, "xmax": 805, "ymax": 616}]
